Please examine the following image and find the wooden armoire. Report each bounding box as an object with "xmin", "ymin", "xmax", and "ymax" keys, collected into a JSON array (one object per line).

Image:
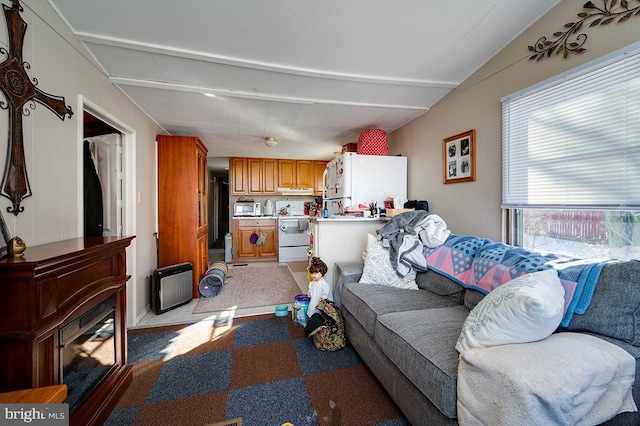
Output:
[{"xmin": 157, "ymin": 135, "xmax": 209, "ymax": 297}]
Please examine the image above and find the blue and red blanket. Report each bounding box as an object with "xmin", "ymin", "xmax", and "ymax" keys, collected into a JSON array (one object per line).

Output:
[{"xmin": 423, "ymin": 235, "xmax": 616, "ymax": 327}]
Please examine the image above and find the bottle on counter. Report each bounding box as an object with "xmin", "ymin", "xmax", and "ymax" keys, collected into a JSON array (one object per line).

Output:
[{"xmin": 323, "ymin": 203, "xmax": 329, "ymax": 218}]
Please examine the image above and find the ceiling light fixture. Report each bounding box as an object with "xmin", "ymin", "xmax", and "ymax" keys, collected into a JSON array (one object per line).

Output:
[{"xmin": 264, "ymin": 137, "xmax": 278, "ymax": 147}]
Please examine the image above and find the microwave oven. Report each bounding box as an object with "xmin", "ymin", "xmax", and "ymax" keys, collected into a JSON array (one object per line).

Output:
[{"xmin": 234, "ymin": 202, "xmax": 261, "ymax": 217}]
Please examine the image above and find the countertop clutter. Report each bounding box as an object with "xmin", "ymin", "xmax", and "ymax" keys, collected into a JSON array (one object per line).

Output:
[{"xmin": 311, "ymin": 216, "xmax": 388, "ymax": 222}]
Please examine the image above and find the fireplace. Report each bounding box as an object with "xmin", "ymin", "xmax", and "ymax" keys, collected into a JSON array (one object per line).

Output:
[
  {"xmin": 60, "ymin": 294, "xmax": 117, "ymax": 414},
  {"xmin": 0, "ymin": 236, "xmax": 134, "ymax": 426}
]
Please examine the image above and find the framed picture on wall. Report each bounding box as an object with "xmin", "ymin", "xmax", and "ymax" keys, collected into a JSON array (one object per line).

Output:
[{"xmin": 442, "ymin": 129, "xmax": 476, "ymax": 184}]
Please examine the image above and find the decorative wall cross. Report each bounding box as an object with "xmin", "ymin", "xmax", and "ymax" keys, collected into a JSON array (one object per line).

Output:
[{"xmin": 0, "ymin": 0, "xmax": 73, "ymax": 215}]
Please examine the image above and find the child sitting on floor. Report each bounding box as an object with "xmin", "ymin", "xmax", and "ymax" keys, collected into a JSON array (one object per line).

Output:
[{"xmin": 306, "ymin": 257, "xmax": 333, "ymax": 317}]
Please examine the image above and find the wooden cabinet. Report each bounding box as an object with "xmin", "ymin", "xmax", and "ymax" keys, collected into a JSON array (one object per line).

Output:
[
  {"xmin": 232, "ymin": 218, "xmax": 278, "ymax": 262},
  {"xmin": 231, "ymin": 157, "xmax": 326, "ymax": 194},
  {"xmin": 296, "ymin": 160, "xmax": 313, "ymax": 188},
  {"xmin": 197, "ymin": 146, "xmax": 208, "ymax": 234},
  {"xmin": 157, "ymin": 135, "xmax": 209, "ymax": 297},
  {"xmin": 197, "ymin": 233, "xmax": 209, "ymax": 278},
  {"xmin": 262, "ymin": 158, "xmax": 278, "ymax": 193},
  {"xmin": 231, "ymin": 157, "xmax": 247, "ymax": 194},
  {"xmin": 278, "ymin": 159, "xmax": 313, "ymax": 188},
  {"xmin": 247, "ymin": 158, "xmax": 262, "ymax": 194},
  {"xmin": 248, "ymin": 158, "xmax": 278, "ymax": 194},
  {"xmin": 313, "ymin": 160, "xmax": 328, "ymax": 195},
  {"xmin": 278, "ymin": 159, "xmax": 296, "ymax": 188},
  {"xmin": 232, "ymin": 157, "xmax": 277, "ymax": 195}
]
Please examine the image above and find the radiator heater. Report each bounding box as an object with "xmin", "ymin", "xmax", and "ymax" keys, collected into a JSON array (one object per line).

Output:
[{"xmin": 151, "ymin": 262, "xmax": 193, "ymax": 314}]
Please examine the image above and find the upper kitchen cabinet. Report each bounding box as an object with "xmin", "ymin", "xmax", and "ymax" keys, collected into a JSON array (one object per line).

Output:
[
  {"xmin": 248, "ymin": 158, "xmax": 278, "ymax": 194},
  {"xmin": 232, "ymin": 157, "xmax": 278, "ymax": 195},
  {"xmin": 279, "ymin": 159, "xmax": 313, "ymax": 188},
  {"xmin": 313, "ymin": 161, "xmax": 328, "ymax": 195},
  {"xmin": 231, "ymin": 157, "xmax": 324, "ymax": 195},
  {"xmin": 157, "ymin": 135, "xmax": 209, "ymax": 297},
  {"xmin": 231, "ymin": 157, "xmax": 248, "ymax": 195}
]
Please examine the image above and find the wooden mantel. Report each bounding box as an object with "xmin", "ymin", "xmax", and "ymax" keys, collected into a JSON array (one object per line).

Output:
[{"xmin": 0, "ymin": 236, "xmax": 134, "ymax": 426}]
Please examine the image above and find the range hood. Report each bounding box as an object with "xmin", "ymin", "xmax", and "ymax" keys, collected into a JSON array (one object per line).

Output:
[{"xmin": 277, "ymin": 187, "xmax": 314, "ymax": 196}]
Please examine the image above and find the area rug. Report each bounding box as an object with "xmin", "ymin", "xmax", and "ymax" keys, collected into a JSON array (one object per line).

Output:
[
  {"xmin": 107, "ymin": 315, "xmax": 407, "ymax": 425},
  {"xmin": 193, "ymin": 265, "xmax": 301, "ymax": 314}
]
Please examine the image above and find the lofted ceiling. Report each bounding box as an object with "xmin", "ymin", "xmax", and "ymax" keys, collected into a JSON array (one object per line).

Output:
[{"xmin": 47, "ymin": 0, "xmax": 559, "ymax": 173}]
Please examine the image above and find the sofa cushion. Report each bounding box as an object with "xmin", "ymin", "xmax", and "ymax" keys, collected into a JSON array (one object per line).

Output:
[
  {"xmin": 375, "ymin": 306, "xmax": 471, "ymax": 418},
  {"xmin": 457, "ymin": 333, "xmax": 638, "ymax": 425},
  {"xmin": 342, "ymin": 282, "xmax": 459, "ymax": 336},
  {"xmin": 562, "ymin": 260, "xmax": 640, "ymax": 346},
  {"xmin": 333, "ymin": 262, "xmax": 364, "ymax": 308},
  {"xmin": 456, "ymin": 269, "xmax": 565, "ymax": 354},
  {"xmin": 463, "ymin": 288, "xmax": 485, "ymax": 310},
  {"xmin": 417, "ymin": 269, "xmax": 465, "ymax": 304}
]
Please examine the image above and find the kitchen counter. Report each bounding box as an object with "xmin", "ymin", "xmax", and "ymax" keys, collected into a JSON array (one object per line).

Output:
[
  {"xmin": 232, "ymin": 215, "xmax": 279, "ymax": 219},
  {"xmin": 232, "ymin": 215, "xmax": 314, "ymax": 219},
  {"xmin": 310, "ymin": 217, "xmax": 388, "ymax": 287},
  {"xmin": 311, "ymin": 216, "xmax": 388, "ymax": 222}
]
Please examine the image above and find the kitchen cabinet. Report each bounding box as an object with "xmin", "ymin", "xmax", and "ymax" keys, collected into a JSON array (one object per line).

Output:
[
  {"xmin": 296, "ymin": 160, "xmax": 313, "ymax": 187},
  {"xmin": 248, "ymin": 158, "xmax": 278, "ymax": 194},
  {"xmin": 232, "ymin": 218, "xmax": 278, "ymax": 262},
  {"xmin": 313, "ymin": 160, "xmax": 328, "ymax": 195},
  {"xmin": 157, "ymin": 135, "xmax": 209, "ymax": 297},
  {"xmin": 278, "ymin": 159, "xmax": 313, "ymax": 188},
  {"xmin": 278, "ymin": 159, "xmax": 295, "ymax": 187},
  {"xmin": 232, "ymin": 157, "xmax": 324, "ymax": 194},
  {"xmin": 232, "ymin": 157, "xmax": 278, "ymax": 194},
  {"xmin": 231, "ymin": 157, "xmax": 248, "ymax": 194}
]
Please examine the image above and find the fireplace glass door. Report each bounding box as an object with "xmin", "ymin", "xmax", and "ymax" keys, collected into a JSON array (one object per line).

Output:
[{"xmin": 59, "ymin": 295, "xmax": 117, "ymax": 413}]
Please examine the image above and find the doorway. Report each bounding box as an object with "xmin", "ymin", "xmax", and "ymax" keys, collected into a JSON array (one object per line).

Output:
[
  {"xmin": 83, "ymin": 111, "xmax": 122, "ymax": 237},
  {"xmin": 80, "ymin": 98, "xmax": 137, "ymax": 327},
  {"xmin": 209, "ymin": 170, "xmax": 229, "ymax": 251}
]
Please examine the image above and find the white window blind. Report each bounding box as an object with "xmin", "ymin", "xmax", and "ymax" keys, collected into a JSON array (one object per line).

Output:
[{"xmin": 501, "ymin": 42, "xmax": 640, "ymax": 210}]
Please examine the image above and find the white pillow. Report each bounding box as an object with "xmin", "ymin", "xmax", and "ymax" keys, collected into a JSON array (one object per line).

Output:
[
  {"xmin": 359, "ymin": 234, "xmax": 418, "ymax": 290},
  {"xmin": 455, "ymin": 268, "xmax": 564, "ymax": 355}
]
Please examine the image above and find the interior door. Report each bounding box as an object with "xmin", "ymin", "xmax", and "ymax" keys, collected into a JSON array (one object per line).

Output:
[{"xmin": 85, "ymin": 133, "xmax": 123, "ymax": 236}]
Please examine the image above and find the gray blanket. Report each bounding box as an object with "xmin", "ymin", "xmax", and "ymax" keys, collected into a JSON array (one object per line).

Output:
[{"xmin": 377, "ymin": 211, "xmax": 450, "ymax": 277}]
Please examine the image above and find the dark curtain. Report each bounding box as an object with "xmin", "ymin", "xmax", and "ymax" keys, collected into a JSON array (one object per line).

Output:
[{"xmin": 83, "ymin": 140, "xmax": 103, "ymax": 237}]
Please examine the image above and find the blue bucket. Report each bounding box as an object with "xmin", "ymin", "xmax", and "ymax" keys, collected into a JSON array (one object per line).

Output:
[{"xmin": 292, "ymin": 294, "xmax": 310, "ymax": 326}]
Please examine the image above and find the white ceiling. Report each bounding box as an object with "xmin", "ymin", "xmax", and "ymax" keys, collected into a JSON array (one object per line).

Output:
[{"xmin": 47, "ymin": 0, "xmax": 559, "ymax": 173}]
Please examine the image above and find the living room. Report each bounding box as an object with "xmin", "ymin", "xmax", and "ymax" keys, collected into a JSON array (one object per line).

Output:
[
  {"xmin": 1, "ymin": 0, "xmax": 640, "ymax": 424},
  {"xmin": 0, "ymin": 0, "xmax": 635, "ymax": 331}
]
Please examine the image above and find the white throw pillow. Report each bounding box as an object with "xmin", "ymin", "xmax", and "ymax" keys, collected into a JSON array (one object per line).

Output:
[
  {"xmin": 359, "ymin": 234, "xmax": 418, "ymax": 290},
  {"xmin": 455, "ymin": 268, "xmax": 564, "ymax": 355}
]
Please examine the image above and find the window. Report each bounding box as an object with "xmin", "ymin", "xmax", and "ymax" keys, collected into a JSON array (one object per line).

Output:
[{"xmin": 502, "ymin": 42, "xmax": 640, "ymax": 260}]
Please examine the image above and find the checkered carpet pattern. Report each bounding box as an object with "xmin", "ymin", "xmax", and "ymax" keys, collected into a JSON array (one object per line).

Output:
[{"xmin": 106, "ymin": 314, "xmax": 408, "ymax": 425}]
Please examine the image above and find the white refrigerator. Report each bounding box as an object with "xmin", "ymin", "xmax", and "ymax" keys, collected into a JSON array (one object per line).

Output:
[{"xmin": 322, "ymin": 152, "xmax": 407, "ymax": 216}]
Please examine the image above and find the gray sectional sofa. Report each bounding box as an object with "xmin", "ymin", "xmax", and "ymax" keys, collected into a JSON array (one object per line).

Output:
[{"xmin": 333, "ymin": 259, "xmax": 640, "ymax": 425}]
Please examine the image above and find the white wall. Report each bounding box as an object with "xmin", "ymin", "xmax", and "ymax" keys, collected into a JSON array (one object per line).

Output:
[
  {"xmin": 0, "ymin": 1, "xmax": 163, "ymax": 326},
  {"xmin": 390, "ymin": 0, "xmax": 640, "ymax": 241}
]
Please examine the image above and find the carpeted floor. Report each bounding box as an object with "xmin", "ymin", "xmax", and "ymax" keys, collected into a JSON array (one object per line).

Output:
[{"xmin": 106, "ymin": 314, "xmax": 409, "ymax": 426}]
